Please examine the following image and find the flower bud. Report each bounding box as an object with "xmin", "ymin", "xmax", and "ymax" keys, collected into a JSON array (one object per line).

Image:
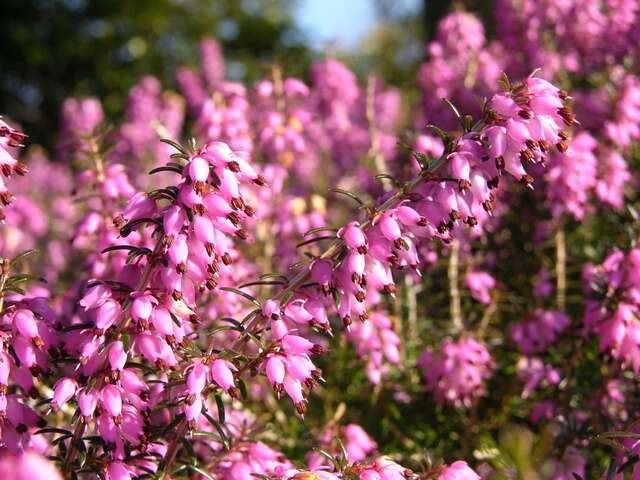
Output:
[
  {"xmin": 100, "ymin": 384, "xmax": 123, "ymax": 418},
  {"xmin": 78, "ymin": 388, "xmax": 98, "ymax": 418},
  {"xmin": 108, "ymin": 341, "xmax": 127, "ymax": 371},
  {"xmin": 187, "ymin": 361, "xmax": 208, "ymax": 395},
  {"xmin": 265, "ymin": 356, "xmax": 285, "ymax": 387},
  {"xmin": 339, "ymin": 222, "xmax": 367, "ymax": 253},
  {"xmin": 282, "ymin": 335, "xmax": 314, "ymax": 355},
  {"xmin": 52, "ymin": 378, "xmax": 77, "ymax": 411},
  {"xmin": 106, "ymin": 461, "xmax": 132, "ymax": 480},
  {"xmin": 210, "ymin": 359, "xmax": 235, "ymax": 393},
  {"xmin": 131, "ymin": 293, "xmax": 157, "ymax": 322},
  {"xmin": 95, "ymin": 299, "xmax": 121, "ymax": 332},
  {"xmin": 188, "ymin": 155, "xmax": 210, "ymax": 183}
]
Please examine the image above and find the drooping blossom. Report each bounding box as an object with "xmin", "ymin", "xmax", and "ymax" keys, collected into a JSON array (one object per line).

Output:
[{"xmin": 0, "ymin": 452, "xmax": 63, "ymax": 480}]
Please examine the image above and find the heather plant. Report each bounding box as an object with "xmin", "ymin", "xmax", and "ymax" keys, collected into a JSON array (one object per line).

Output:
[{"xmin": 1, "ymin": 2, "xmax": 640, "ymax": 479}]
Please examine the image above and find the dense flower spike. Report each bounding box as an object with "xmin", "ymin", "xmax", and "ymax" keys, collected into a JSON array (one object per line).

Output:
[
  {"xmin": 496, "ymin": 0, "xmax": 639, "ymax": 76},
  {"xmin": 42, "ymin": 138, "xmax": 268, "ymax": 474}
]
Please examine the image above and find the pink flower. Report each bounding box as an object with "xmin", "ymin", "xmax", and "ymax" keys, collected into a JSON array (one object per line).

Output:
[
  {"xmin": 437, "ymin": 461, "xmax": 480, "ymax": 480},
  {"xmin": 0, "ymin": 452, "xmax": 62, "ymax": 480},
  {"xmin": 51, "ymin": 377, "xmax": 77, "ymax": 411},
  {"xmin": 418, "ymin": 337, "xmax": 494, "ymax": 408},
  {"xmin": 211, "ymin": 359, "xmax": 237, "ymax": 395},
  {"xmin": 465, "ymin": 271, "xmax": 496, "ymax": 304},
  {"xmin": 512, "ymin": 309, "xmax": 570, "ymax": 354}
]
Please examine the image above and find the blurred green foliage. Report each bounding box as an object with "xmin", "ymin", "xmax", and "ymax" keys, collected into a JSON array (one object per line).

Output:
[
  {"xmin": 0, "ymin": 0, "xmax": 311, "ymax": 147},
  {"xmin": 0, "ymin": 0, "xmax": 500, "ymax": 149}
]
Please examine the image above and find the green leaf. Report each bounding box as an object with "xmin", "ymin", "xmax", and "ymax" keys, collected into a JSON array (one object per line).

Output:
[
  {"xmin": 606, "ymin": 459, "xmax": 618, "ymax": 480},
  {"xmin": 303, "ymin": 226, "xmax": 339, "ymax": 237},
  {"xmin": 374, "ymin": 173, "xmax": 400, "ymax": 187},
  {"xmin": 237, "ymin": 378, "xmax": 248, "ymax": 399},
  {"xmin": 499, "ymin": 71, "xmax": 511, "ymax": 92},
  {"xmin": 202, "ymin": 411, "xmax": 229, "ymax": 449},
  {"xmin": 187, "ymin": 465, "xmax": 216, "ymax": 480},
  {"xmin": 602, "ymin": 431, "xmax": 640, "ymax": 439},
  {"xmin": 296, "ymin": 235, "xmax": 337, "ymax": 249},
  {"xmin": 180, "ymin": 437, "xmax": 196, "ymax": 459},
  {"xmin": 441, "ymin": 98, "xmax": 462, "ymax": 122},
  {"xmin": 101, "ymin": 245, "xmax": 152, "ymax": 255},
  {"xmin": 258, "ymin": 273, "xmax": 290, "ymax": 282},
  {"xmin": 328, "ymin": 187, "xmax": 364, "ymax": 205},
  {"xmin": 10, "ymin": 249, "xmax": 39, "ymax": 266},
  {"xmin": 214, "ymin": 393, "xmax": 225, "ymax": 424},
  {"xmin": 219, "ymin": 287, "xmax": 261, "ymax": 307},
  {"xmin": 237, "ymin": 280, "xmax": 287, "ymax": 288},
  {"xmin": 122, "ymin": 332, "xmax": 131, "ymax": 351},
  {"xmin": 149, "ymin": 165, "xmax": 183, "ymax": 175},
  {"xmin": 35, "ymin": 427, "xmax": 73, "ymax": 436},
  {"xmin": 426, "ymin": 124, "xmax": 448, "ymax": 142},
  {"xmin": 160, "ymin": 138, "xmax": 187, "ymax": 154}
]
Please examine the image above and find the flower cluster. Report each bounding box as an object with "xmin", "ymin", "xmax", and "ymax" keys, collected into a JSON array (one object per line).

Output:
[
  {"xmin": 583, "ymin": 248, "xmax": 640, "ymax": 375},
  {"xmin": 465, "ymin": 270, "xmax": 496, "ymax": 304},
  {"xmin": 56, "ymin": 97, "xmax": 104, "ymax": 163},
  {"xmin": 307, "ymin": 422, "xmax": 378, "ymax": 469},
  {"xmin": 511, "ymin": 308, "xmax": 570, "ymax": 354},
  {"xmin": 346, "ymin": 310, "xmax": 401, "ymax": 384},
  {"xmin": 496, "ymin": 0, "xmax": 639, "ymax": 76},
  {"xmin": 516, "ymin": 356, "xmax": 561, "ymax": 399},
  {"xmin": 418, "ymin": 337, "xmax": 493, "ymax": 408},
  {"xmin": 110, "ymin": 76, "xmax": 185, "ymax": 183},
  {"xmin": 48, "ymin": 140, "xmax": 266, "ymax": 474},
  {"xmin": 0, "ymin": 120, "xmax": 27, "ymax": 220},
  {"xmin": 252, "ymin": 72, "xmax": 573, "ymax": 411},
  {"xmin": 418, "ymin": 11, "xmax": 504, "ymax": 131}
]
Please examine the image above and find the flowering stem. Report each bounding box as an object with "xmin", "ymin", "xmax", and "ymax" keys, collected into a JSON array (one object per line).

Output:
[
  {"xmin": 62, "ymin": 237, "xmax": 165, "ymax": 470},
  {"xmin": 366, "ymin": 75, "xmax": 387, "ymax": 181},
  {"xmin": 276, "ymin": 154, "xmax": 452, "ymax": 300},
  {"xmin": 62, "ymin": 422, "xmax": 85, "ymax": 471},
  {"xmin": 477, "ymin": 292, "xmax": 498, "ymax": 340},
  {"xmin": 555, "ymin": 225, "xmax": 566, "ymax": 311},
  {"xmin": 449, "ymin": 239, "xmax": 463, "ymax": 333},
  {"xmin": 87, "ymin": 136, "xmax": 104, "ymax": 185},
  {"xmin": 0, "ymin": 258, "xmax": 9, "ymax": 314},
  {"xmin": 272, "ymin": 65, "xmax": 286, "ymax": 114},
  {"xmin": 404, "ymin": 275, "xmax": 419, "ymax": 354},
  {"xmin": 161, "ymin": 421, "xmax": 189, "ymax": 479}
]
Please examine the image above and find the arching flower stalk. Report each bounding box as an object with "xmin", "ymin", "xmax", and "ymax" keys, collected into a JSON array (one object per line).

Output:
[{"xmin": 245, "ymin": 72, "xmax": 575, "ymax": 413}]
